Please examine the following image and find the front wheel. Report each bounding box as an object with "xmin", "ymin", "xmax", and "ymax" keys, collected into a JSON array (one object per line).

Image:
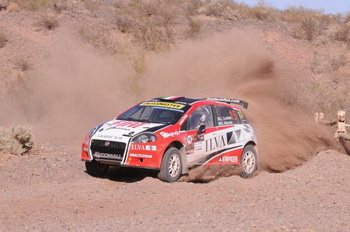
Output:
[
  {"xmin": 85, "ymin": 161, "xmax": 109, "ymax": 177},
  {"xmin": 158, "ymin": 147, "xmax": 182, "ymax": 182},
  {"xmin": 240, "ymin": 145, "xmax": 258, "ymax": 178}
]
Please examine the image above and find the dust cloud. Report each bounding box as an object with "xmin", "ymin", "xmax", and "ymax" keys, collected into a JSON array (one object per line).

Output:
[{"xmin": 0, "ymin": 29, "xmax": 334, "ymax": 172}]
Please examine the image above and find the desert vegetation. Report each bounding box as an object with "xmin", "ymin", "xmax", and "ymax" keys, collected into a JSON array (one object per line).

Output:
[
  {"xmin": 0, "ymin": 0, "xmax": 350, "ymax": 147},
  {"xmin": 0, "ymin": 31, "xmax": 7, "ymax": 48},
  {"xmin": 0, "ymin": 125, "xmax": 34, "ymax": 155}
]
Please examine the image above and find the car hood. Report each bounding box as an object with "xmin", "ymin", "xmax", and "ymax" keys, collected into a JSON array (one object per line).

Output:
[{"xmin": 91, "ymin": 119, "xmax": 166, "ymax": 142}]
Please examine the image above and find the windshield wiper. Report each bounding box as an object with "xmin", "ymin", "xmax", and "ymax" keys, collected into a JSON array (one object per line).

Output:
[{"xmin": 124, "ymin": 117, "xmax": 150, "ymax": 123}]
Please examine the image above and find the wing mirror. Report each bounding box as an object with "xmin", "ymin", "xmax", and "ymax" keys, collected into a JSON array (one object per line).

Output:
[{"xmin": 197, "ymin": 124, "xmax": 206, "ymax": 136}]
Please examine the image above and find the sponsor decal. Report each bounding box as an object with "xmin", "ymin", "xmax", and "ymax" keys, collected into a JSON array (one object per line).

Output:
[
  {"xmin": 218, "ymin": 156, "xmax": 238, "ymax": 163},
  {"xmin": 131, "ymin": 144, "xmax": 157, "ymax": 151},
  {"xmin": 217, "ymin": 116, "xmax": 232, "ymax": 121},
  {"xmin": 205, "ymin": 132, "xmax": 239, "ymax": 152},
  {"xmin": 237, "ymin": 111, "xmax": 244, "ymax": 120},
  {"xmin": 140, "ymin": 102, "xmax": 185, "ymax": 109},
  {"xmin": 97, "ymin": 134, "xmax": 113, "ymax": 139},
  {"xmin": 129, "ymin": 154, "xmax": 153, "ymax": 158},
  {"xmin": 93, "ymin": 152, "xmax": 122, "ymax": 159},
  {"xmin": 106, "ymin": 126, "xmax": 131, "ymax": 131},
  {"xmin": 187, "ymin": 135, "xmax": 193, "ymax": 144},
  {"xmin": 108, "ymin": 121, "xmax": 146, "ymax": 128},
  {"xmin": 194, "ymin": 142, "xmax": 202, "ymax": 151},
  {"xmin": 206, "ymin": 135, "xmax": 226, "ymax": 152},
  {"xmin": 160, "ymin": 131, "xmax": 180, "ymax": 138}
]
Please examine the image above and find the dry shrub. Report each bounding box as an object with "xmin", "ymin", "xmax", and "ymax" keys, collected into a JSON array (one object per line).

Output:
[
  {"xmin": 11, "ymin": 0, "xmax": 51, "ymax": 11},
  {"xmin": 301, "ymin": 17, "xmax": 320, "ymax": 41},
  {"xmin": 115, "ymin": 15, "xmax": 134, "ymax": 33},
  {"xmin": 116, "ymin": 0, "xmax": 180, "ymax": 51},
  {"xmin": 246, "ymin": 6, "xmax": 272, "ymax": 21},
  {"xmin": 37, "ymin": 15, "xmax": 59, "ymax": 30},
  {"xmin": 204, "ymin": 2, "xmax": 224, "ymax": 17},
  {"xmin": 82, "ymin": 0, "xmax": 101, "ymax": 13},
  {"xmin": 0, "ymin": 125, "xmax": 34, "ymax": 155},
  {"xmin": 78, "ymin": 27, "xmax": 99, "ymax": 44},
  {"xmin": 8, "ymin": 2, "xmax": 20, "ymax": 12},
  {"xmin": 134, "ymin": 20, "xmax": 174, "ymax": 51},
  {"xmin": 203, "ymin": 1, "xmax": 240, "ymax": 20},
  {"xmin": 186, "ymin": 16, "xmax": 201, "ymax": 38},
  {"xmin": 344, "ymin": 12, "xmax": 350, "ymax": 23},
  {"xmin": 15, "ymin": 59, "xmax": 32, "ymax": 71},
  {"xmin": 182, "ymin": 0, "xmax": 202, "ymax": 16},
  {"xmin": 281, "ymin": 6, "xmax": 322, "ymax": 23},
  {"xmin": 52, "ymin": 0, "xmax": 67, "ymax": 13},
  {"xmin": 0, "ymin": 32, "xmax": 7, "ymax": 48},
  {"xmin": 334, "ymin": 24, "xmax": 350, "ymax": 42},
  {"xmin": 330, "ymin": 54, "xmax": 347, "ymax": 71}
]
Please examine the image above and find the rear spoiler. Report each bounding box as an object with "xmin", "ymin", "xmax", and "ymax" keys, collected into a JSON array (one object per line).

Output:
[{"xmin": 206, "ymin": 97, "xmax": 249, "ymax": 109}]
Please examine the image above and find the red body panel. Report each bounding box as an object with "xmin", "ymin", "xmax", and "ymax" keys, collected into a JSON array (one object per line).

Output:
[{"xmin": 81, "ymin": 99, "xmax": 257, "ymax": 171}]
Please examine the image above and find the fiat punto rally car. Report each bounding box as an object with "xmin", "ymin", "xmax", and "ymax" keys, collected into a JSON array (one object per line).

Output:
[{"xmin": 81, "ymin": 96, "xmax": 258, "ymax": 182}]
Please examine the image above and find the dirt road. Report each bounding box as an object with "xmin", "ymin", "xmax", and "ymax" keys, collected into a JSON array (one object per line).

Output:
[{"xmin": 1, "ymin": 145, "xmax": 349, "ymax": 231}]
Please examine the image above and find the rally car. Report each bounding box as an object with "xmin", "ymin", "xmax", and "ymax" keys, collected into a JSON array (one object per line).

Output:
[{"xmin": 81, "ymin": 96, "xmax": 258, "ymax": 182}]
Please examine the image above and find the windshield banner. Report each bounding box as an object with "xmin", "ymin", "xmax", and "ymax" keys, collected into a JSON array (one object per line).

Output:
[{"xmin": 140, "ymin": 102, "xmax": 185, "ymax": 109}]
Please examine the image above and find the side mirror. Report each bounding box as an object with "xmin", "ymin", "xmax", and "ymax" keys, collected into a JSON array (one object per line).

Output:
[{"xmin": 197, "ymin": 124, "xmax": 206, "ymax": 136}]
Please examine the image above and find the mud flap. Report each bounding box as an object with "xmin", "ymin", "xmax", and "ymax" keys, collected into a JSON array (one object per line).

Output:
[{"xmin": 180, "ymin": 147, "xmax": 189, "ymax": 174}]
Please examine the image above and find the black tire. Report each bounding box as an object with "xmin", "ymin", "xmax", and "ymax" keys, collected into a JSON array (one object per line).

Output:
[
  {"xmin": 240, "ymin": 145, "xmax": 258, "ymax": 178},
  {"xmin": 158, "ymin": 147, "xmax": 182, "ymax": 182},
  {"xmin": 85, "ymin": 161, "xmax": 109, "ymax": 177}
]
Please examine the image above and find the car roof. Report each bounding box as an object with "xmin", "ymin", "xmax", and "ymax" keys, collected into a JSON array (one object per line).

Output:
[{"xmin": 150, "ymin": 96, "xmax": 248, "ymax": 109}]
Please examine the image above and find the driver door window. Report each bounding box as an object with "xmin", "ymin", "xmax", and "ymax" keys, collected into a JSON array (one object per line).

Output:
[{"xmin": 188, "ymin": 105, "xmax": 214, "ymax": 130}]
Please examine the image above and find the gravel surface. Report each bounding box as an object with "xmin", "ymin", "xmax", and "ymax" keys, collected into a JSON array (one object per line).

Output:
[{"xmin": 0, "ymin": 146, "xmax": 349, "ymax": 232}]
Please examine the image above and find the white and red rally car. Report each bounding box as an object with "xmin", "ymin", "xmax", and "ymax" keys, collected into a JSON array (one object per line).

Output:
[{"xmin": 81, "ymin": 96, "xmax": 258, "ymax": 182}]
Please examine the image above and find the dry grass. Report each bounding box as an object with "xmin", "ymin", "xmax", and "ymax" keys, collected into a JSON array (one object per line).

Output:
[
  {"xmin": 11, "ymin": 0, "xmax": 51, "ymax": 11},
  {"xmin": 0, "ymin": 125, "xmax": 34, "ymax": 155},
  {"xmin": 0, "ymin": 32, "xmax": 7, "ymax": 48}
]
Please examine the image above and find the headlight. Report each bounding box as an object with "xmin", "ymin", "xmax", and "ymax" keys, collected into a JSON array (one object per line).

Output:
[
  {"xmin": 132, "ymin": 133, "xmax": 157, "ymax": 143},
  {"xmin": 89, "ymin": 123, "xmax": 104, "ymax": 138}
]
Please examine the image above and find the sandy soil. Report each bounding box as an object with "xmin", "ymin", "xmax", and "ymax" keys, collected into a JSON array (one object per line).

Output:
[{"xmin": 0, "ymin": 146, "xmax": 349, "ymax": 231}]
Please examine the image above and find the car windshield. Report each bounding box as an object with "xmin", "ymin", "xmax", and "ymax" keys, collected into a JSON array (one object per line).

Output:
[{"xmin": 117, "ymin": 104, "xmax": 188, "ymax": 124}]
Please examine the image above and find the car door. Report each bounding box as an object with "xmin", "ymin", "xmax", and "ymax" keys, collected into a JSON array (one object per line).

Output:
[
  {"xmin": 208, "ymin": 105, "xmax": 245, "ymax": 165},
  {"xmin": 183, "ymin": 105, "xmax": 218, "ymax": 166}
]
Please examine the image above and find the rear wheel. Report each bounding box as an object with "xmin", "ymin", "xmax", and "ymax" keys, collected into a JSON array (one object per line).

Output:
[
  {"xmin": 158, "ymin": 147, "xmax": 182, "ymax": 182},
  {"xmin": 240, "ymin": 145, "xmax": 258, "ymax": 178},
  {"xmin": 85, "ymin": 161, "xmax": 109, "ymax": 177}
]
